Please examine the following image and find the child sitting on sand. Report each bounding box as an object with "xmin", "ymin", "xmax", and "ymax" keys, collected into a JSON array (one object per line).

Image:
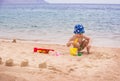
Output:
[{"xmin": 66, "ymin": 24, "xmax": 91, "ymax": 54}]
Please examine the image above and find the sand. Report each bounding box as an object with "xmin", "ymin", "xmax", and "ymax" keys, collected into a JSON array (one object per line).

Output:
[{"xmin": 0, "ymin": 39, "xmax": 120, "ymax": 81}]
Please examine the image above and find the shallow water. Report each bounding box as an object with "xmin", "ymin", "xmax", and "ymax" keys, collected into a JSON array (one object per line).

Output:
[{"xmin": 0, "ymin": 4, "xmax": 120, "ymax": 47}]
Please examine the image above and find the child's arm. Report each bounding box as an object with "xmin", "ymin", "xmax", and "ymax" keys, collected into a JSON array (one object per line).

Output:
[
  {"xmin": 66, "ymin": 35, "xmax": 75, "ymax": 47},
  {"xmin": 83, "ymin": 35, "xmax": 91, "ymax": 46},
  {"xmin": 83, "ymin": 35, "xmax": 91, "ymax": 54}
]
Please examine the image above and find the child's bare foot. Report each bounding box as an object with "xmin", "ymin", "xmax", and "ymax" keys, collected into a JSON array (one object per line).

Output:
[{"xmin": 87, "ymin": 46, "xmax": 91, "ymax": 54}]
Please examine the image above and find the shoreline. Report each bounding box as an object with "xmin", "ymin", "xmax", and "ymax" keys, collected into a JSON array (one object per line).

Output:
[{"xmin": 0, "ymin": 38, "xmax": 120, "ymax": 48}]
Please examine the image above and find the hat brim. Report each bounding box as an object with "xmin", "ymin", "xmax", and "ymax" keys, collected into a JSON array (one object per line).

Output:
[{"xmin": 74, "ymin": 30, "xmax": 85, "ymax": 34}]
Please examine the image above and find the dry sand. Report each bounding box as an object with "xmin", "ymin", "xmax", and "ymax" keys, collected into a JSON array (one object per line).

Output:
[{"xmin": 0, "ymin": 39, "xmax": 120, "ymax": 81}]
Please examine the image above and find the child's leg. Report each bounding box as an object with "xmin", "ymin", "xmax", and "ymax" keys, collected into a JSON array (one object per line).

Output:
[
  {"xmin": 86, "ymin": 45, "xmax": 91, "ymax": 54},
  {"xmin": 71, "ymin": 40, "xmax": 91, "ymax": 54},
  {"xmin": 79, "ymin": 40, "xmax": 91, "ymax": 54},
  {"xmin": 72, "ymin": 40, "xmax": 86, "ymax": 52},
  {"xmin": 73, "ymin": 42, "xmax": 80, "ymax": 49}
]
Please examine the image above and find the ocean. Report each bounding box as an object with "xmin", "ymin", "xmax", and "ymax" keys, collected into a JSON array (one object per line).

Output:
[{"xmin": 0, "ymin": 4, "xmax": 120, "ymax": 47}]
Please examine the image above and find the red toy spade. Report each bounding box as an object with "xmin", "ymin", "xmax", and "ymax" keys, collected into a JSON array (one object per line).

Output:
[{"xmin": 34, "ymin": 47, "xmax": 54, "ymax": 54}]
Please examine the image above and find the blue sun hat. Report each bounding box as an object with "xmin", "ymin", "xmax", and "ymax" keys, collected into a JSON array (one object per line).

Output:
[{"xmin": 73, "ymin": 24, "xmax": 85, "ymax": 34}]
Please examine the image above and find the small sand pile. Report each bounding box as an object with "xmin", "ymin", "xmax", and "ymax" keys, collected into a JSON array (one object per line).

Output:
[
  {"xmin": 39, "ymin": 62, "xmax": 47, "ymax": 69},
  {"xmin": 21, "ymin": 59, "xmax": 29, "ymax": 67},
  {"xmin": 0, "ymin": 57, "xmax": 2, "ymax": 64},
  {"xmin": 5, "ymin": 59, "xmax": 14, "ymax": 66},
  {"xmin": 12, "ymin": 39, "xmax": 16, "ymax": 43}
]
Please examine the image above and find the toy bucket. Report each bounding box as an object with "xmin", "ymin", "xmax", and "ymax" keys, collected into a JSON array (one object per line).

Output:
[{"xmin": 70, "ymin": 48, "xmax": 78, "ymax": 56}]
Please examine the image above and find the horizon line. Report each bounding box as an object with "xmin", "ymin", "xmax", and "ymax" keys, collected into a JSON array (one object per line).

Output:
[{"xmin": 1, "ymin": 3, "xmax": 120, "ymax": 5}]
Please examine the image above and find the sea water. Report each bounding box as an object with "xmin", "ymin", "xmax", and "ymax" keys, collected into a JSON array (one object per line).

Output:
[{"xmin": 0, "ymin": 4, "xmax": 120, "ymax": 47}]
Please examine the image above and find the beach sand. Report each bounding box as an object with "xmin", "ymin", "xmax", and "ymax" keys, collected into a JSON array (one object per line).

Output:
[{"xmin": 0, "ymin": 39, "xmax": 120, "ymax": 81}]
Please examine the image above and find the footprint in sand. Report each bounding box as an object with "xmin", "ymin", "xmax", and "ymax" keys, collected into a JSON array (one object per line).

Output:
[{"xmin": 48, "ymin": 66, "xmax": 62, "ymax": 73}]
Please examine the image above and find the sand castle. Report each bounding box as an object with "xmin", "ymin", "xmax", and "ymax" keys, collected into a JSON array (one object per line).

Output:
[
  {"xmin": 20, "ymin": 59, "xmax": 29, "ymax": 67},
  {"xmin": 38, "ymin": 62, "xmax": 47, "ymax": 69},
  {"xmin": 0, "ymin": 57, "xmax": 48, "ymax": 69},
  {"xmin": 5, "ymin": 59, "xmax": 14, "ymax": 66},
  {"xmin": 0, "ymin": 57, "xmax": 2, "ymax": 64},
  {"xmin": 12, "ymin": 39, "xmax": 16, "ymax": 43}
]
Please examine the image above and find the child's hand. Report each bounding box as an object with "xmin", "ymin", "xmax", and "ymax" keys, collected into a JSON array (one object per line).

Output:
[
  {"xmin": 66, "ymin": 41, "xmax": 73, "ymax": 47},
  {"xmin": 66, "ymin": 42, "xmax": 71, "ymax": 47}
]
